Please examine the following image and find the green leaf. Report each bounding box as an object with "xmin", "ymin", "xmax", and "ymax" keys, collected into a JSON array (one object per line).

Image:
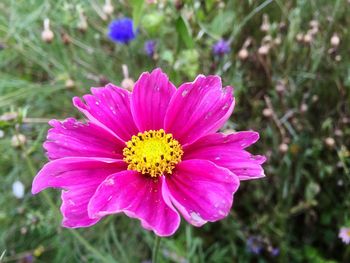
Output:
[
  {"xmin": 131, "ymin": 0, "xmax": 144, "ymax": 27},
  {"xmin": 175, "ymin": 16, "xmax": 195, "ymax": 49}
]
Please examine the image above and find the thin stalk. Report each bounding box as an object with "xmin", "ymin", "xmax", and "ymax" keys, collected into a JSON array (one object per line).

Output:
[{"xmin": 152, "ymin": 235, "xmax": 161, "ymax": 263}]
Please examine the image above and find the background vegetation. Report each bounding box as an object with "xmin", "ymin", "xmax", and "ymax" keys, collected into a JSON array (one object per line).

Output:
[{"xmin": 0, "ymin": 0, "xmax": 349, "ymax": 262}]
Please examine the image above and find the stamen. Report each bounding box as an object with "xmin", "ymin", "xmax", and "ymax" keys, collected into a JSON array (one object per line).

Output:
[{"xmin": 123, "ymin": 129, "xmax": 183, "ymax": 177}]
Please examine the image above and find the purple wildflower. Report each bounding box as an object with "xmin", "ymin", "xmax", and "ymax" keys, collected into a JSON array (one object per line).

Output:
[
  {"xmin": 271, "ymin": 247, "xmax": 279, "ymax": 256},
  {"xmin": 144, "ymin": 40, "xmax": 157, "ymax": 57},
  {"xmin": 246, "ymin": 236, "xmax": 263, "ymax": 255},
  {"xmin": 108, "ymin": 18, "xmax": 137, "ymax": 44},
  {"xmin": 212, "ymin": 39, "xmax": 231, "ymax": 56},
  {"xmin": 339, "ymin": 227, "xmax": 350, "ymax": 244}
]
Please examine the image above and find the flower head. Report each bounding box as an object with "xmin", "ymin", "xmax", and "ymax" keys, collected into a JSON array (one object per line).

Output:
[
  {"xmin": 212, "ymin": 39, "xmax": 231, "ymax": 56},
  {"xmin": 32, "ymin": 68, "xmax": 266, "ymax": 236},
  {"xmin": 339, "ymin": 227, "xmax": 350, "ymax": 244},
  {"xmin": 246, "ymin": 236, "xmax": 264, "ymax": 255},
  {"xmin": 108, "ymin": 18, "xmax": 137, "ymax": 44},
  {"xmin": 144, "ymin": 40, "xmax": 157, "ymax": 57}
]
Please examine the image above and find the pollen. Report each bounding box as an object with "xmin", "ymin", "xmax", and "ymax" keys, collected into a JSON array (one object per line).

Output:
[{"xmin": 123, "ymin": 129, "xmax": 183, "ymax": 177}]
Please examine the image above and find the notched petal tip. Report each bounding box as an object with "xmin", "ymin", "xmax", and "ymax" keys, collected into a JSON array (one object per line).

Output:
[{"xmin": 72, "ymin": 96, "xmax": 86, "ymax": 110}]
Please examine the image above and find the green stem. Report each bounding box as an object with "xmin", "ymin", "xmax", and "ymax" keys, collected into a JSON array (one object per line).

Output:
[{"xmin": 152, "ymin": 235, "xmax": 161, "ymax": 263}]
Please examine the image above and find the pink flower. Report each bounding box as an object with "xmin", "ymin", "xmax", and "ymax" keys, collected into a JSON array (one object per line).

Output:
[
  {"xmin": 339, "ymin": 227, "xmax": 350, "ymax": 244},
  {"xmin": 32, "ymin": 68, "xmax": 266, "ymax": 236}
]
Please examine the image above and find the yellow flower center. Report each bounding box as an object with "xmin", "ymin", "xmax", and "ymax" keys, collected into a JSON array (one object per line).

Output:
[{"xmin": 123, "ymin": 129, "xmax": 183, "ymax": 177}]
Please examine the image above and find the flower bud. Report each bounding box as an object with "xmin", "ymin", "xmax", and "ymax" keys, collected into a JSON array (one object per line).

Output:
[
  {"xmin": 309, "ymin": 20, "xmax": 319, "ymax": 29},
  {"xmin": 300, "ymin": 103, "xmax": 308, "ymax": 113},
  {"xmin": 260, "ymin": 14, "xmax": 270, "ymax": 32},
  {"xmin": 238, "ymin": 48, "xmax": 249, "ymax": 60},
  {"xmin": 121, "ymin": 78, "xmax": 135, "ymax": 91},
  {"xmin": 11, "ymin": 134, "xmax": 26, "ymax": 147},
  {"xmin": 65, "ymin": 79, "xmax": 75, "ymax": 89},
  {"xmin": 303, "ymin": 33, "xmax": 312, "ymax": 44},
  {"xmin": 258, "ymin": 45, "xmax": 270, "ymax": 55},
  {"xmin": 41, "ymin": 19, "xmax": 54, "ymax": 43},
  {"xmin": 296, "ymin": 33, "xmax": 304, "ymax": 43},
  {"xmin": 77, "ymin": 9, "xmax": 88, "ymax": 32},
  {"xmin": 103, "ymin": 0, "xmax": 114, "ymax": 16},
  {"xmin": 324, "ymin": 137, "xmax": 335, "ymax": 148},
  {"xmin": 330, "ymin": 33, "xmax": 340, "ymax": 47},
  {"xmin": 262, "ymin": 108, "xmax": 273, "ymax": 117},
  {"xmin": 279, "ymin": 143, "xmax": 288, "ymax": 153}
]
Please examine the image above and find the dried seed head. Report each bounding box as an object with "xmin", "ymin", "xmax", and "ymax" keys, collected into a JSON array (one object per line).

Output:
[
  {"xmin": 303, "ymin": 33, "xmax": 313, "ymax": 44},
  {"xmin": 61, "ymin": 32, "xmax": 71, "ymax": 45},
  {"xmin": 279, "ymin": 143, "xmax": 289, "ymax": 153},
  {"xmin": 11, "ymin": 134, "xmax": 26, "ymax": 147},
  {"xmin": 103, "ymin": 0, "xmax": 114, "ymax": 15},
  {"xmin": 238, "ymin": 48, "xmax": 249, "ymax": 60},
  {"xmin": 330, "ymin": 33, "xmax": 340, "ymax": 47},
  {"xmin": 300, "ymin": 103, "xmax": 308, "ymax": 113},
  {"xmin": 334, "ymin": 129, "xmax": 343, "ymax": 137},
  {"xmin": 274, "ymin": 36, "xmax": 282, "ymax": 45},
  {"xmin": 99, "ymin": 75, "xmax": 110, "ymax": 86},
  {"xmin": 260, "ymin": 14, "xmax": 270, "ymax": 32},
  {"xmin": 262, "ymin": 108, "xmax": 273, "ymax": 117},
  {"xmin": 262, "ymin": 35, "xmax": 273, "ymax": 45},
  {"xmin": 324, "ymin": 137, "xmax": 335, "ymax": 148},
  {"xmin": 296, "ymin": 33, "xmax": 304, "ymax": 43},
  {"xmin": 278, "ymin": 22, "xmax": 287, "ymax": 32},
  {"xmin": 77, "ymin": 9, "xmax": 88, "ymax": 32},
  {"xmin": 41, "ymin": 18, "xmax": 54, "ymax": 43},
  {"xmin": 175, "ymin": 0, "xmax": 185, "ymax": 10},
  {"xmin": 223, "ymin": 129, "xmax": 236, "ymax": 135},
  {"xmin": 309, "ymin": 20, "xmax": 319, "ymax": 29},
  {"xmin": 258, "ymin": 45, "xmax": 270, "ymax": 55},
  {"xmin": 309, "ymin": 27, "xmax": 319, "ymax": 36},
  {"xmin": 20, "ymin": 227, "xmax": 28, "ymax": 235},
  {"xmin": 121, "ymin": 78, "xmax": 135, "ymax": 91},
  {"xmin": 65, "ymin": 79, "xmax": 75, "ymax": 89}
]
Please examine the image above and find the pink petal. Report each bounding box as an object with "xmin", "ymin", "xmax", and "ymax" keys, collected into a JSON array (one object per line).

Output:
[
  {"xmin": 60, "ymin": 182, "xmax": 101, "ymax": 228},
  {"xmin": 88, "ymin": 171, "xmax": 180, "ymax": 237},
  {"xmin": 166, "ymin": 160, "xmax": 240, "ymax": 227},
  {"xmin": 183, "ymin": 132, "xmax": 266, "ymax": 180},
  {"xmin": 164, "ymin": 75, "xmax": 234, "ymax": 145},
  {"xmin": 32, "ymin": 157, "xmax": 126, "ymax": 194},
  {"xmin": 131, "ymin": 68, "xmax": 176, "ymax": 131},
  {"xmin": 32, "ymin": 157, "xmax": 126, "ymax": 228},
  {"xmin": 73, "ymin": 84, "xmax": 138, "ymax": 142},
  {"xmin": 44, "ymin": 118, "xmax": 125, "ymax": 160}
]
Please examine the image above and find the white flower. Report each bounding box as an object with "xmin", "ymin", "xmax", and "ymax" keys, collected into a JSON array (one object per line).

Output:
[{"xmin": 12, "ymin": 180, "xmax": 25, "ymax": 199}]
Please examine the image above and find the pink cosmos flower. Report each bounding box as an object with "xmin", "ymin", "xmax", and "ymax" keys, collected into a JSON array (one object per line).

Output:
[
  {"xmin": 32, "ymin": 68, "xmax": 266, "ymax": 236},
  {"xmin": 339, "ymin": 227, "xmax": 350, "ymax": 244}
]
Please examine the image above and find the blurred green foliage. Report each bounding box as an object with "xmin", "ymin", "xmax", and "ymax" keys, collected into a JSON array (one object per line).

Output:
[{"xmin": 0, "ymin": 0, "xmax": 350, "ymax": 262}]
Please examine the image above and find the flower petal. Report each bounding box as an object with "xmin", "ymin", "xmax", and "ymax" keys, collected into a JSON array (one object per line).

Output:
[
  {"xmin": 164, "ymin": 75, "xmax": 234, "ymax": 145},
  {"xmin": 183, "ymin": 132, "xmax": 266, "ymax": 180},
  {"xmin": 166, "ymin": 159, "xmax": 239, "ymax": 227},
  {"xmin": 32, "ymin": 157, "xmax": 126, "ymax": 228},
  {"xmin": 32, "ymin": 157, "xmax": 126, "ymax": 194},
  {"xmin": 60, "ymin": 182, "xmax": 101, "ymax": 228},
  {"xmin": 88, "ymin": 171, "xmax": 180, "ymax": 237},
  {"xmin": 73, "ymin": 84, "xmax": 138, "ymax": 142},
  {"xmin": 131, "ymin": 68, "xmax": 176, "ymax": 131},
  {"xmin": 44, "ymin": 118, "xmax": 125, "ymax": 160}
]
